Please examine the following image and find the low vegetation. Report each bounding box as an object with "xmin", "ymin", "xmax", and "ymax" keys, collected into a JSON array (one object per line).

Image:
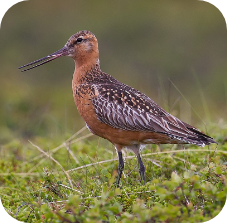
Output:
[{"xmin": 0, "ymin": 122, "xmax": 226, "ymax": 222}]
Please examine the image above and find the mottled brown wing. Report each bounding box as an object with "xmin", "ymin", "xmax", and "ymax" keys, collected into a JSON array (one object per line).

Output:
[{"xmin": 92, "ymin": 83, "xmax": 194, "ymax": 139}]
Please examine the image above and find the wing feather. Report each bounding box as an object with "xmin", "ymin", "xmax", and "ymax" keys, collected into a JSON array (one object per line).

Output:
[
  {"xmin": 91, "ymin": 83, "xmax": 217, "ymax": 146},
  {"xmin": 92, "ymin": 84, "xmax": 194, "ymax": 137}
]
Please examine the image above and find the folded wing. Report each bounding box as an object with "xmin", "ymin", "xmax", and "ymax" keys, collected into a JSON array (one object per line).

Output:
[{"xmin": 92, "ymin": 83, "xmax": 216, "ymax": 146}]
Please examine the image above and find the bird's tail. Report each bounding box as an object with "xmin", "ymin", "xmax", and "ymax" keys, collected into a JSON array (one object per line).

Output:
[{"xmin": 185, "ymin": 127, "xmax": 217, "ymax": 147}]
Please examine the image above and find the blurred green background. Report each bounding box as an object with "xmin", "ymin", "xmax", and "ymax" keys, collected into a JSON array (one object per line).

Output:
[{"xmin": 0, "ymin": 0, "xmax": 227, "ymax": 144}]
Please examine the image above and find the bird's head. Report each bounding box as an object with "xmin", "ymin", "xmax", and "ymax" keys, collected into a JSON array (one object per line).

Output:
[{"xmin": 19, "ymin": 30, "xmax": 99, "ymax": 71}]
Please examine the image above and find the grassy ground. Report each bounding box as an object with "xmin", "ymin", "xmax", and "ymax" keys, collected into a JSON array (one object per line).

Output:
[
  {"xmin": 1, "ymin": 1, "xmax": 227, "ymax": 222},
  {"xmin": 0, "ymin": 121, "xmax": 227, "ymax": 223}
]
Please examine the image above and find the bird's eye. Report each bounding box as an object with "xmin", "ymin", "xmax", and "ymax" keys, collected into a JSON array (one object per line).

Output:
[{"xmin": 75, "ymin": 38, "xmax": 83, "ymax": 44}]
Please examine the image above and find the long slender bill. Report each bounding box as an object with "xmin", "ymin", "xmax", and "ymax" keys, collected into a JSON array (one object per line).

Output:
[{"xmin": 18, "ymin": 46, "xmax": 68, "ymax": 72}]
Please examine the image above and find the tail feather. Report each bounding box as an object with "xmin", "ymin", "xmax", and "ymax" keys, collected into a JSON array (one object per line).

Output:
[
  {"xmin": 186, "ymin": 127, "xmax": 217, "ymax": 146},
  {"xmin": 167, "ymin": 126, "xmax": 217, "ymax": 147}
]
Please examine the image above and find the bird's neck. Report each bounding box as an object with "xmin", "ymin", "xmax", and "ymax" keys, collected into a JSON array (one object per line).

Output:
[{"xmin": 72, "ymin": 59, "xmax": 101, "ymax": 84}]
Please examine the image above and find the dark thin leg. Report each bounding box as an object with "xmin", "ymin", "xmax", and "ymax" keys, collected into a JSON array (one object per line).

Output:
[
  {"xmin": 116, "ymin": 151, "xmax": 124, "ymax": 187},
  {"xmin": 137, "ymin": 154, "xmax": 145, "ymax": 184}
]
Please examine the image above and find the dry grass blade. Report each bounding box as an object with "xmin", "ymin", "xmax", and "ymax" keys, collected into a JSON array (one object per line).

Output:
[
  {"xmin": 59, "ymin": 183, "xmax": 83, "ymax": 194},
  {"xmin": 168, "ymin": 79, "xmax": 205, "ymax": 125},
  {"xmin": 66, "ymin": 148, "xmax": 221, "ymax": 173},
  {"xmin": 25, "ymin": 127, "xmax": 91, "ymax": 164},
  {"xmin": 0, "ymin": 173, "xmax": 42, "ymax": 176},
  {"xmin": 69, "ymin": 133, "xmax": 93, "ymax": 145},
  {"xmin": 28, "ymin": 140, "xmax": 75, "ymax": 190},
  {"xmin": 1, "ymin": 148, "xmax": 221, "ymax": 177},
  {"xmin": 66, "ymin": 158, "xmax": 119, "ymax": 173},
  {"xmin": 27, "ymin": 158, "xmax": 46, "ymax": 173},
  {"xmin": 143, "ymin": 158, "xmax": 162, "ymax": 167},
  {"xmin": 64, "ymin": 143, "xmax": 79, "ymax": 164},
  {"xmin": 25, "ymin": 133, "xmax": 93, "ymax": 173},
  {"xmin": 65, "ymin": 125, "xmax": 88, "ymax": 142}
]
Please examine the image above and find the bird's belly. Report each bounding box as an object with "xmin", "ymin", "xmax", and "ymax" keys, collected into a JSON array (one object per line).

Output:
[{"xmin": 82, "ymin": 115, "xmax": 182, "ymax": 146}]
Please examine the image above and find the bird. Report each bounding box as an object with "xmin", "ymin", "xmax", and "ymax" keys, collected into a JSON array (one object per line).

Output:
[{"xmin": 19, "ymin": 30, "xmax": 217, "ymax": 186}]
